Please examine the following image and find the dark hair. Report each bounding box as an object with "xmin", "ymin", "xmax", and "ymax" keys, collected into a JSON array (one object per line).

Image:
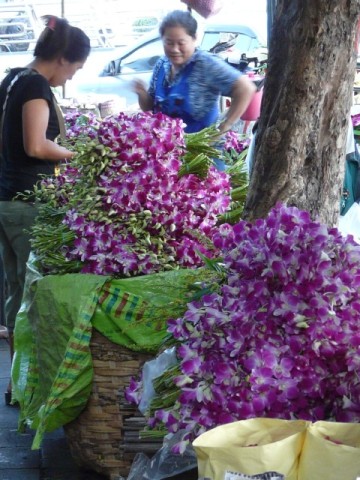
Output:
[
  {"xmin": 159, "ymin": 10, "xmax": 197, "ymax": 39},
  {"xmin": 34, "ymin": 16, "xmax": 90, "ymax": 63}
]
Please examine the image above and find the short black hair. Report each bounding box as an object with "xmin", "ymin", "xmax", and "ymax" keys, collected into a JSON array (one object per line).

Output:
[{"xmin": 159, "ymin": 10, "xmax": 197, "ymax": 39}]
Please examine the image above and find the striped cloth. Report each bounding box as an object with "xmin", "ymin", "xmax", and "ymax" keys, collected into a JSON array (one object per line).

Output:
[{"xmin": 12, "ymin": 268, "xmax": 212, "ymax": 449}]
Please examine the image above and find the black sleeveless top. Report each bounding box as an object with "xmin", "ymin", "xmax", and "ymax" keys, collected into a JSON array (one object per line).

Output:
[{"xmin": 0, "ymin": 67, "xmax": 60, "ymax": 200}]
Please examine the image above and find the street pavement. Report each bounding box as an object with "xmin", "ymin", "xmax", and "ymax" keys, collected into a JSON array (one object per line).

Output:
[{"xmin": 0, "ymin": 336, "xmax": 107, "ymax": 480}]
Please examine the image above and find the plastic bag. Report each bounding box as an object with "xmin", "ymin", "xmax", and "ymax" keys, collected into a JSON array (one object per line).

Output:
[
  {"xmin": 126, "ymin": 453, "xmax": 151, "ymax": 480},
  {"xmin": 181, "ymin": 0, "xmax": 223, "ymax": 18},
  {"xmin": 298, "ymin": 421, "xmax": 360, "ymax": 480},
  {"xmin": 338, "ymin": 201, "xmax": 360, "ymax": 243},
  {"xmin": 11, "ymin": 253, "xmax": 44, "ymax": 412},
  {"xmin": 126, "ymin": 431, "xmax": 198, "ymax": 480},
  {"xmin": 138, "ymin": 347, "xmax": 177, "ymax": 414},
  {"xmin": 192, "ymin": 418, "xmax": 308, "ymax": 480},
  {"xmin": 13, "ymin": 269, "xmax": 110, "ymax": 448}
]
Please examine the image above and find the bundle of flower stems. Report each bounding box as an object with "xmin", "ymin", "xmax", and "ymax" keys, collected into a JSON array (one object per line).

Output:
[{"xmin": 27, "ymin": 112, "xmax": 248, "ymax": 277}]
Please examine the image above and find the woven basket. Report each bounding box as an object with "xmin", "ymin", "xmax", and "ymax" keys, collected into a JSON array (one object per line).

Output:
[
  {"xmin": 99, "ymin": 100, "xmax": 118, "ymax": 118},
  {"xmin": 64, "ymin": 328, "xmax": 152, "ymax": 480}
]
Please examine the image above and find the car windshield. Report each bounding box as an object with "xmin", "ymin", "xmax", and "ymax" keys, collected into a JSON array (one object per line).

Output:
[
  {"xmin": 119, "ymin": 28, "xmax": 261, "ymax": 74},
  {"xmin": 121, "ymin": 39, "xmax": 163, "ymax": 73},
  {"xmin": 201, "ymin": 31, "xmax": 260, "ymax": 55}
]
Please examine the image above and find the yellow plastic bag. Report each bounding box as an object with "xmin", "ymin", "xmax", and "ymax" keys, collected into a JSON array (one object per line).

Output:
[
  {"xmin": 193, "ymin": 418, "xmax": 309, "ymax": 480},
  {"xmin": 298, "ymin": 421, "xmax": 360, "ymax": 480}
]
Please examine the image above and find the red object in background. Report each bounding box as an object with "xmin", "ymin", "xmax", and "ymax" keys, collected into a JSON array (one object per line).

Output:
[
  {"xmin": 240, "ymin": 88, "xmax": 263, "ymax": 121},
  {"xmin": 181, "ymin": 0, "xmax": 223, "ymax": 18},
  {"xmin": 225, "ymin": 72, "xmax": 265, "ymax": 121}
]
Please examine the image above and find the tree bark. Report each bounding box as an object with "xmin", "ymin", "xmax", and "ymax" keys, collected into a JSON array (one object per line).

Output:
[{"xmin": 243, "ymin": 0, "xmax": 360, "ymax": 225}]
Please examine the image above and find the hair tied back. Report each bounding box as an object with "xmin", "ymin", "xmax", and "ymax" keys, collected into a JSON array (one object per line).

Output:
[{"xmin": 47, "ymin": 16, "xmax": 57, "ymax": 31}]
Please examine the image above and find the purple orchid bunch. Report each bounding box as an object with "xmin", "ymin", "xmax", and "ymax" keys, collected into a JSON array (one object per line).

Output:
[
  {"xmin": 351, "ymin": 113, "xmax": 360, "ymax": 128},
  {"xmin": 126, "ymin": 203, "xmax": 360, "ymax": 450},
  {"xmin": 32, "ymin": 112, "xmax": 231, "ymax": 276},
  {"xmin": 223, "ymin": 129, "xmax": 250, "ymax": 153},
  {"xmin": 352, "ymin": 113, "xmax": 360, "ymax": 144},
  {"xmin": 64, "ymin": 110, "xmax": 101, "ymax": 139}
]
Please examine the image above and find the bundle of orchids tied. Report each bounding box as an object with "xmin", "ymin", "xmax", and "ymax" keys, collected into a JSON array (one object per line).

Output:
[
  {"xmin": 126, "ymin": 203, "xmax": 360, "ymax": 452},
  {"xmin": 28, "ymin": 111, "xmax": 248, "ymax": 277}
]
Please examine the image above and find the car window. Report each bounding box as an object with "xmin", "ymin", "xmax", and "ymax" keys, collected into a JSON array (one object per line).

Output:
[
  {"xmin": 201, "ymin": 32, "xmax": 260, "ymax": 56},
  {"xmin": 121, "ymin": 39, "xmax": 163, "ymax": 73},
  {"xmin": 234, "ymin": 35, "xmax": 261, "ymax": 53},
  {"xmin": 201, "ymin": 32, "xmax": 222, "ymax": 52}
]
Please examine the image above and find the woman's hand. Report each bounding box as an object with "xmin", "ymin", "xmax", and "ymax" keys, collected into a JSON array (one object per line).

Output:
[
  {"xmin": 132, "ymin": 79, "xmax": 147, "ymax": 96},
  {"xmin": 217, "ymin": 119, "xmax": 233, "ymax": 135},
  {"xmin": 132, "ymin": 79, "xmax": 154, "ymax": 111},
  {"xmin": 218, "ymin": 76, "xmax": 257, "ymax": 133}
]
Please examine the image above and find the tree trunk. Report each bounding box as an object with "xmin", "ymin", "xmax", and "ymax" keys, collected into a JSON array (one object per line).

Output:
[
  {"xmin": 266, "ymin": 0, "xmax": 278, "ymax": 46},
  {"xmin": 243, "ymin": 0, "xmax": 360, "ymax": 225}
]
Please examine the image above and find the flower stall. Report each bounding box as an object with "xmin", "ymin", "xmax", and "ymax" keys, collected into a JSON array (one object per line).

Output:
[
  {"xmin": 11, "ymin": 104, "xmax": 360, "ymax": 480},
  {"xmin": 11, "ymin": 110, "xmax": 249, "ymax": 479}
]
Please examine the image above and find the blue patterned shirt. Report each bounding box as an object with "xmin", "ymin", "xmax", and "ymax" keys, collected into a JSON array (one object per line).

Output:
[{"xmin": 148, "ymin": 49, "xmax": 241, "ymax": 132}]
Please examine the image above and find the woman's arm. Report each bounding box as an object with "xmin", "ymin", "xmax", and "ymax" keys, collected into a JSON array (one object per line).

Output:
[
  {"xmin": 218, "ymin": 75, "xmax": 257, "ymax": 134},
  {"xmin": 22, "ymin": 99, "xmax": 74, "ymax": 160},
  {"xmin": 132, "ymin": 79, "xmax": 154, "ymax": 112}
]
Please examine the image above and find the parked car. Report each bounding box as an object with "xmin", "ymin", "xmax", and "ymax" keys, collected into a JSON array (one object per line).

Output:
[{"xmin": 65, "ymin": 23, "xmax": 266, "ymax": 109}]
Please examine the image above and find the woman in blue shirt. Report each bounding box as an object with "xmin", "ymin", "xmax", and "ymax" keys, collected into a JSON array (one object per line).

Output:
[{"xmin": 133, "ymin": 10, "xmax": 256, "ymax": 134}]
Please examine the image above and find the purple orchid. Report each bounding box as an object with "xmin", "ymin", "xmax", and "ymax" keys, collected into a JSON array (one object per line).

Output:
[
  {"xmin": 126, "ymin": 203, "xmax": 360, "ymax": 450},
  {"xmin": 34, "ymin": 111, "xmax": 232, "ymax": 276}
]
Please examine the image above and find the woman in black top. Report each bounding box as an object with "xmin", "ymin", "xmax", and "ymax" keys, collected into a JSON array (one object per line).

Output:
[{"xmin": 0, "ymin": 16, "xmax": 90, "ymax": 404}]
